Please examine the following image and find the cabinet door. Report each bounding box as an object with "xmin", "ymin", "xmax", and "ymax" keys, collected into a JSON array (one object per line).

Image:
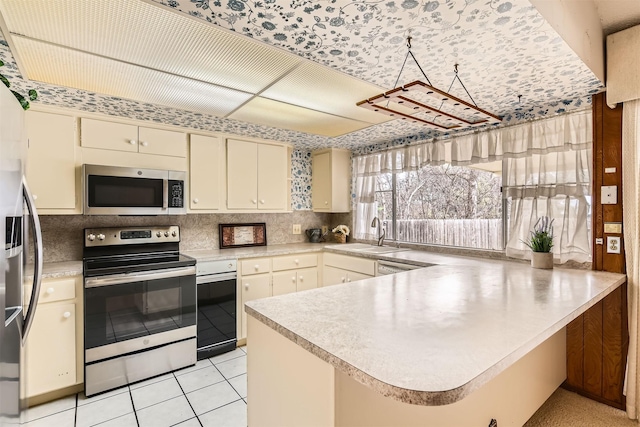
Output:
[
  {"xmin": 25, "ymin": 111, "xmax": 77, "ymax": 210},
  {"xmin": 190, "ymin": 135, "xmax": 222, "ymax": 210},
  {"xmin": 138, "ymin": 127, "xmax": 187, "ymax": 158},
  {"xmin": 296, "ymin": 267, "xmax": 318, "ymax": 292},
  {"xmin": 272, "ymin": 271, "xmax": 297, "ymax": 296},
  {"xmin": 347, "ymin": 271, "xmax": 373, "ymax": 283},
  {"xmin": 240, "ymin": 274, "xmax": 271, "ymax": 339},
  {"xmin": 312, "ymin": 151, "xmax": 331, "ymax": 211},
  {"xmin": 227, "ymin": 139, "xmax": 258, "ymax": 209},
  {"xmin": 25, "ymin": 303, "xmax": 76, "ymax": 397},
  {"xmin": 257, "ymin": 143, "xmax": 288, "ymax": 210},
  {"xmin": 323, "ymin": 265, "xmax": 348, "ymax": 287},
  {"xmin": 81, "ymin": 118, "xmax": 138, "ymax": 152}
]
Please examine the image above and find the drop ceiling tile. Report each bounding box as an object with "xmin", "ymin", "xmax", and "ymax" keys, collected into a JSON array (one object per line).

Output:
[
  {"xmin": 13, "ymin": 36, "xmax": 252, "ymax": 116},
  {"xmin": 0, "ymin": 0, "xmax": 302, "ymax": 93},
  {"xmin": 228, "ymin": 97, "xmax": 372, "ymax": 137},
  {"xmin": 261, "ymin": 62, "xmax": 392, "ymax": 125}
]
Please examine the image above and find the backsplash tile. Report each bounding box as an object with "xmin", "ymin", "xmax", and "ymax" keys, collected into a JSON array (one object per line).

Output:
[{"xmin": 38, "ymin": 212, "xmax": 334, "ymax": 262}]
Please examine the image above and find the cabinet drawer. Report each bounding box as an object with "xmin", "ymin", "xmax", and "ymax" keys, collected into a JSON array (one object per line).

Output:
[
  {"xmin": 323, "ymin": 253, "xmax": 375, "ymax": 276},
  {"xmin": 272, "ymin": 253, "xmax": 318, "ymax": 271},
  {"xmin": 240, "ymin": 258, "xmax": 271, "ymax": 276},
  {"xmin": 25, "ymin": 277, "xmax": 77, "ymax": 305}
]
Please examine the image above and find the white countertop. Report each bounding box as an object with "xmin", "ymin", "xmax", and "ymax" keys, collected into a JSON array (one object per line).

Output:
[
  {"xmin": 245, "ymin": 259, "xmax": 626, "ymax": 406},
  {"xmin": 183, "ymin": 242, "xmax": 326, "ymax": 262}
]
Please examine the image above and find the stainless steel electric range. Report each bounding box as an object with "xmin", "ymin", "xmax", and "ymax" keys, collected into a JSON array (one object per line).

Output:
[{"xmin": 82, "ymin": 226, "xmax": 196, "ymax": 397}]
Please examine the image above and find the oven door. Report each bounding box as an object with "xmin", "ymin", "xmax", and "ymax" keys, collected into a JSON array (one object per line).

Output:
[
  {"xmin": 196, "ymin": 272, "xmax": 237, "ymax": 359},
  {"xmin": 84, "ymin": 266, "xmax": 196, "ymax": 363}
]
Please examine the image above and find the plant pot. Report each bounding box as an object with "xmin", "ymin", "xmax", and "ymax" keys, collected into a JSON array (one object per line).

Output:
[
  {"xmin": 335, "ymin": 233, "xmax": 346, "ymax": 243},
  {"xmin": 531, "ymin": 252, "xmax": 553, "ymax": 269}
]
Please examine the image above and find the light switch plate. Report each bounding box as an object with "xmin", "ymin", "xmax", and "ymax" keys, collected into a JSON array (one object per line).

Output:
[
  {"xmin": 601, "ymin": 186, "xmax": 618, "ymax": 204},
  {"xmin": 322, "ymin": 225, "xmax": 328, "ymax": 234},
  {"xmin": 292, "ymin": 224, "xmax": 301, "ymax": 234},
  {"xmin": 607, "ymin": 236, "xmax": 621, "ymax": 254}
]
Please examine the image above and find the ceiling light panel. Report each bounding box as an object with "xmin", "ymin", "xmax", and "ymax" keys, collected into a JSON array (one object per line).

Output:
[
  {"xmin": 0, "ymin": 0, "xmax": 302, "ymax": 94},
  {"xmin": 229, "ymin": 97, "xmax": 372, "ymax": 137},
  {"xmin": 261, "ymin": 62, "xmax": 391, "ymax": 125},
  {"xmin": 13, "ymin": 36, "xmax": 253, "ymax": 116}
]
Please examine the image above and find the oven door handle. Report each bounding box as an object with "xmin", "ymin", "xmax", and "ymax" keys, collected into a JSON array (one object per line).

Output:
[
  {"xmin": 196, "ymin": 272, "xmax": 237, "ymax": 285},
  {"xmin": 85, "ymin": 266, "xmax": 196, "ymax": 288}
]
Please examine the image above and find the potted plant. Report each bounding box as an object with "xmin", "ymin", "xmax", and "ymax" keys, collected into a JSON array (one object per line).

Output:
[
  {"xmin": 332, "ymin": 224, "xmax": 350, "ymax": 244},
  {"xmin": 522, "ymin": 216, "xmax": 554, "ymax": 269}
]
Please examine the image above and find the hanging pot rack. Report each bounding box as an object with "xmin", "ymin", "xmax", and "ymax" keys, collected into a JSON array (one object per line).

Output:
[{"xmin": 356, "ymin": 36, "xmax": 502, "ymax": 131}]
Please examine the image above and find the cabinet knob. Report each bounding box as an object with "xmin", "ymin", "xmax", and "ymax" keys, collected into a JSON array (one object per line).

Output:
[
  {"xmin": 292, "ymin": 276, "xmax": 296, "ymax": 283},
  {"xmin": 324, "ymin": 201, "xmax": 328, "ymax": 205},
  {"xmin": 341, "ymin": 277, "xmax": 345, "ymax": 283},
  {"xmin": 33, "ymin": 194, "xmax": 38, "ymax": 200},
  {"xmin": 244, "ymin": 283, "xmax": 249, "ymax": 290},
  {"xmin": 299, "ymin": 276, "xmax": 304, "ymax": 281},
  {"xmin": 129, "ymin": 140, "xmax": 137, "ymax": 145},
  {"xmin": 251, "ymin": 199, "xmax": 257, "ymax": 204},
  {"xmin": 193, "ymin": 198, "xmax": 199, "ymax": 204},
  {"xmin": 260, "ymin": 199, "xmax": 265, "ymax": 204},
  {"xmin": 347, "ymin": 278, "xmax": 351, "ymax": 282},
  {"xmin": 254, "ymin": 265, "xmax": 259, "ymax": 271},
  {"xmin": 295, "ymin": 259, "xmax": 299, "ymax": 264},
  {"xmin": 63, "ymin": 311, "xmax": 71, "ymax": 318},
  {"xmin": 140, "ymin": 141, "xmax": 148, "ymax": 147},
  {"xmin": 46, "ymin": 287, "xmax": 54, "ymax": 294}
]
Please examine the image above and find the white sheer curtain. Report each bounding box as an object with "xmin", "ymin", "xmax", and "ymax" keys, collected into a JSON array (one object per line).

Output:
[
  {"xmin": 352, "ymin": 110, "xmax": 593, "ymax": 260},
  {"xmin": 622, "ymin": 99, "xmax": 640, "ymax": 419},
  {"xmin": 503, "ymin": 149, "xmax": 592, "ymax": 263},
  {"xmin": 353, "ymin": 156, "xmax": 380, "ymax": 240}
]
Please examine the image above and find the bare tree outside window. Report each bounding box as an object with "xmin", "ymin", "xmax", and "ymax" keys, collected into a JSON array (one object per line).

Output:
[{"xmin": 375, "ymin": 164, "xmax": 503, "ymax": 250}]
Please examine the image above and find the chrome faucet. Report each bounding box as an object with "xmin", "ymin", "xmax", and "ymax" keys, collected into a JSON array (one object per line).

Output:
[{"xmin": 371, "ymin": 217, "xmax": 386, "ymax": 246}]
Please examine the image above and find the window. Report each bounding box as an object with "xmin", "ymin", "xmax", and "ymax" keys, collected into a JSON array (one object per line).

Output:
[{"xmin": 373, "ymin": 164, "xmax": 503, "ymax": 250}]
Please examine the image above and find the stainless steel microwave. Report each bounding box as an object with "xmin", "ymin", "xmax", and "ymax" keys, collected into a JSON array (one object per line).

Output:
[{"xmin": 83, "ymin": 164, "xmax": 186, "ymax": 215}]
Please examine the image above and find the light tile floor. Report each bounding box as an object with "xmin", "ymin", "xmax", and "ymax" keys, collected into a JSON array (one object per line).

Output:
[{"xmin": 21, "ymin": 347, "xmax": 247, "ymax": 427}]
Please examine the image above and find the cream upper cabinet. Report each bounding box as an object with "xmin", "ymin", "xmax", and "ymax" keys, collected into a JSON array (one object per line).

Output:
[
  {"xmin": 138, "ymin": 127, "xmax": 187, "ymax": 157},
  {"xmin": 189, "ymin": 134, "xmax": 223, "ymax": 210},
  {"xmin": 25, "ymin": 111, "xmax": 78, "ymax": 211},
  {"xmin": 227, "ymin": 139, "xmax": 289, "ymax": 210},
  {"xmin": 312, "ymin": 148, "xmax": 351, "ymax": 213},
  {"xmin": 81, "ymin": 118, "xmax": 186, "ymax": 158}
]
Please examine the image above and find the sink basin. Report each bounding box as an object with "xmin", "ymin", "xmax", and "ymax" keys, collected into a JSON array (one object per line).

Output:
[{"xmin": 349, "ymin": 245, "xmax": 408, "ymax": 254}]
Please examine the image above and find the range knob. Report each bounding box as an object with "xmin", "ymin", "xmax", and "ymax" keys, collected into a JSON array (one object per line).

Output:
[
  {"xmin": 171, "ymin": 230, "xmax": 177, "ymax": 237},
  {"xmin": 97, "ymin": 234, "xmax": 106, "ymax": 241},
  {"xmin": 156, "ymin": 232, "xmax": 162, "ymax": 238},
  {"xmin": 87, "ymin": 234, "xmax": 96, "ymax": 241},
  {"xmin": 164, "ymin": 231, "xmax": 169, "ymax": 237}
]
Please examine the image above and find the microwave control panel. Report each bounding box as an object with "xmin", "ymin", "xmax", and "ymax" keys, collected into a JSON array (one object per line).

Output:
[{"xmin": 169, "ymin": 180, "xmax": 184, "ymax": 208}]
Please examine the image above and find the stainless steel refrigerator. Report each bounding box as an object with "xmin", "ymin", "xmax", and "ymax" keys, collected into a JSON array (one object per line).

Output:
[{"xmin": 0, "ymin": 83, "xmax": 43, "ymax": 425}]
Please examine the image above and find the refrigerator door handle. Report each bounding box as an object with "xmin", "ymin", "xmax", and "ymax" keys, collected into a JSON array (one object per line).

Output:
[{"xmin": 21, "ymin": 176, "xmax": 43, "ymax": 344}]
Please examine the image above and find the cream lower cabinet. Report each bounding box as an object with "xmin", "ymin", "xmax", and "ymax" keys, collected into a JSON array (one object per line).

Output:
[
  {"xmin": 238, "ymin": 253, "xmax": 319, "ymax": 340},
  {"xmin": 322, "ymin": 253, "xmax": 375, "ymax": 286},
  {"xmin": 23, "ymin": 276, "xmax": 83, "ymax": 401},
  {"xmin": 240, "ymin": 274, "xmax": 271, "ymax": 340}
]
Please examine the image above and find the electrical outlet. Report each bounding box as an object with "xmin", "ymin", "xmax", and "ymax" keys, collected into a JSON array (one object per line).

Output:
[
  {"xmin": 321, "ymin": 225, "xmax": 328, "ymax": 234},
  {"xmin": 292, "ymin": 224, "xmax": 301, "ymax": 234},
  {"xmin": 607, "ymin": 236, "xmax": 621, "ymax": 254},
  {"xmin": 601, "ymin": 185, "xmax": 618, "ymax": 204}
]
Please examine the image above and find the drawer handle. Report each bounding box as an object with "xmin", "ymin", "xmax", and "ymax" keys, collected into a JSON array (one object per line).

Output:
[
  {"xmin": 129, "ymin": 140, "xmax": 137, "ymax": 145},
  {"xmin": 251, "ymin": 199, "xmax": 257, "ymax": 204},
  {"xmin": 140, "ymin": 141, "xmax": 148, "ymax": 147},
  {"xmin": 63, "ymin": 311, "xmax": 71, "ymax": 318},
  {"xmin": 46, "ymin": 287, "xmax": 54, "ymax": 294},
  {"xmin": 260, "ymin": 199, "xmax": 265, "ymax": 204},
  {"xmin": 295, "ymin": 259, "xmax": 299, "ymax": 264},
  {"xmin": 254, "ymin": 265, "xmax": 259, "ymax": 271}
]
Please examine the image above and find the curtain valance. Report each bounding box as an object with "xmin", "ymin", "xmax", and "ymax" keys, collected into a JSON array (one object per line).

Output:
[{"xmin": 354, "ymin": 109, "xmax": 592, "ymax": 176}]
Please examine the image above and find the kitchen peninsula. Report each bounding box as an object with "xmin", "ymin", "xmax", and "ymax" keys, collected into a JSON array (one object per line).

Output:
[{"xmin": 245, "ymin": 258, "xmax": 626, "ymax": 427}]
